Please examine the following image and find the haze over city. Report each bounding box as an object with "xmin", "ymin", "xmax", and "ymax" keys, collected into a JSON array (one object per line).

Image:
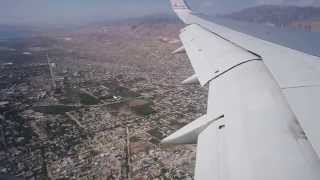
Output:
[
  {"xmin": 1, "ymin": 0, "xmax": 320, "ymax": 25},
  {"xmin": 1, "ymin": 0, "xmax": 320, "ymax": 179}
]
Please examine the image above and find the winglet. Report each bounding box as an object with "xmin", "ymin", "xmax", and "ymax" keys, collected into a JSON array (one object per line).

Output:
[
  {"xmin": 170, "ymin": 0, "xmax": 193, "ymax": 24},
  {"xmin": 170, "ymin": 0, "xmax": 192, "ymax": 11}
]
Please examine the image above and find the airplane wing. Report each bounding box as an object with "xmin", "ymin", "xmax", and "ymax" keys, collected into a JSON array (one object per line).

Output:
[{"xmin": 162, "ymin": 0, "xmax": 320, "ymax": 179}]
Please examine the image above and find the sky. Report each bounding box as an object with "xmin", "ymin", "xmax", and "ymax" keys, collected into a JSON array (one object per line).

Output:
[{"xmin": 1, "ymin": 0, "xmax": 320, "ymax": 25}]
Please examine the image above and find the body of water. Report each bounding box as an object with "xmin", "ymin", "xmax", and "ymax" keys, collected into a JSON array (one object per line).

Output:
[{"xmin": 0, "ymin": 28, "xmax": 31, "ymax": 40}]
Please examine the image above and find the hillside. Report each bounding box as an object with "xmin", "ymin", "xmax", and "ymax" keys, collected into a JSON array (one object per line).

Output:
[{"xmin": 224, "ymin": 5, "xmax": 320, "ymax": 31}]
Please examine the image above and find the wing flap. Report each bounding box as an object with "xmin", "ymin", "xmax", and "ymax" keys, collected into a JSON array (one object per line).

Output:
[
  {"xmin": 180, "ymin": 24, "xmax": 260, "ymax": 86},
  {"xmin": 171, "ymin": 0, "xmax": 320, "ymax": 88},
  {"xmin": 182, "ymin": 14, "xmax": 320, "ymax": 88},
  {"xmin": 195, "ymin": 122, "xmax": 220, "ymax": 180},
  {"xmin": 193, "ymin": 62, "xmax": 320, "ymax": 180},
  {"xmin": 283, "ymin": 86, "xmax": 320, "ymax": 156}
]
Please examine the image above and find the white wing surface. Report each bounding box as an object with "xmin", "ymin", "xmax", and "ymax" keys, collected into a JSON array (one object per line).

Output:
[{"xmin": 163, "ymin": 0, "xmax": 320, "ymax": 179}]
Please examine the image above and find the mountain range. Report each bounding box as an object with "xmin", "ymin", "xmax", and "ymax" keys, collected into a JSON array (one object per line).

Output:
[{"xmin": 223, "ymin": 5, "xmax": 320, "ymax": 31}]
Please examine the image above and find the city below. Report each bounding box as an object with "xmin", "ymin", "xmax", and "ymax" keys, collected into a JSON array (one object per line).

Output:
[{"xmin": 0, "ymin": 18, "xmax": 207, "ymax": 180}]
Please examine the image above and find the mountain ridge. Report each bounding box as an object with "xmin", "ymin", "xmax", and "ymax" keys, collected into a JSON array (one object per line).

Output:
[{"xmin": 223, "ymin": 5, "xmax": 320, "ymax": 28}]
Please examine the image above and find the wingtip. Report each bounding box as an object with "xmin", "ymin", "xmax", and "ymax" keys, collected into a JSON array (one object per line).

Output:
[
  {"xmin": 169, "ymin": 0, "xmax": 193, "ymax": 24},
  {"xmin": 170, "ymin": 0, "xmax": 192, "ymax": 11}
]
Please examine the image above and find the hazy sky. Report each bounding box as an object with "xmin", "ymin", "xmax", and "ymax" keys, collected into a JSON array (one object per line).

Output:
[{"xmin": 1, "ymin": 0, "xmax": 320, "ymax": 25}]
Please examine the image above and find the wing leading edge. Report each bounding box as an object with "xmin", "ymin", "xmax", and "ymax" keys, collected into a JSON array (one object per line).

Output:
[{"xmin": 164, "ymin": 0, "xmax": 320, "ymax": 179}]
